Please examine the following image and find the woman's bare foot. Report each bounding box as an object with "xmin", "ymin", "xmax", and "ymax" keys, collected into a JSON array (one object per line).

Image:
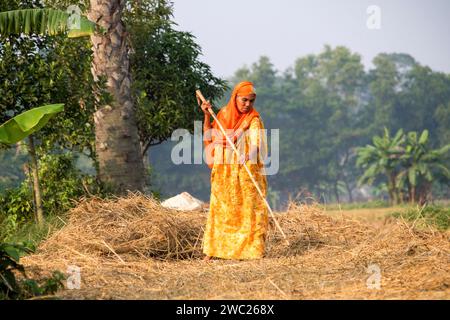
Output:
[{"xmin": 203, "ymin": 255, "xmax": 212, "ymax": 262}]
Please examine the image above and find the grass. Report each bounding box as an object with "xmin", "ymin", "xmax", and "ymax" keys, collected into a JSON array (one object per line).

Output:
[
  {"xmin": 0, "ymin": 214, "xmax": 67, "ymax": 252},
  {"xmin": 322, "ymin": 200, "xmax": 449, "ymax": 229},
  {"xmin": 390, "ymin": 204, "xmax": 449, "ymax": 231},
  {"xmin": 323, "ymin": 200, "xmax": 390, "ymax": 211},
  {"xmin": 324, "ymin": 206, "xmax": 408, "ymax": 224}
]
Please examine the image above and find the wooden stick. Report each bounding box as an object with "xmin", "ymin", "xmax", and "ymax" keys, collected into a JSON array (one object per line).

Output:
[{"xmin": 196, "ymin": 90, "xmax": 289, "ymax": 244}]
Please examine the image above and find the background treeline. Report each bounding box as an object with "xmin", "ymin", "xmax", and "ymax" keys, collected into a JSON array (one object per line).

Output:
[{"xmin": 149, "ymin": 48, "xmax": 450, "ymax": 209}]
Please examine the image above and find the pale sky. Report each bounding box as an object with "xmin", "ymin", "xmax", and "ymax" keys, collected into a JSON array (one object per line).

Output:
[{"xmin": 172, "ymin": 0, "xmax": 450, "ymax": 78}]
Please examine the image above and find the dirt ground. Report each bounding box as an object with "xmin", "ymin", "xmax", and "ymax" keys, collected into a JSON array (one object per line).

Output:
[{"xmin": 21, "ymin": 195, "xmax": 449, "ymax": 300}]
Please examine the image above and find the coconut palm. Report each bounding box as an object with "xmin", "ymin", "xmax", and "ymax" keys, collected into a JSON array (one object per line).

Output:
[{"xmin": 87, "ymin": 0, "xmax": 145, "ymax": 192}]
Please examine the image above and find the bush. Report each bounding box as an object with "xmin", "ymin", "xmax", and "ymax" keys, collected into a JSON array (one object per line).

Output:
[
  {"xmin": 0, "ymin": 152, "xmax": 108, "ymax": 222},
  {"xmin": 0, "ymin": 214, "xmax": 67, "ymax": 248}
]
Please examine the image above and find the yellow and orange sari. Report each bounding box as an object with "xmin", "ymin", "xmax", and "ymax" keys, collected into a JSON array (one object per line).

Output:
[{"xmin": 203, "ymin": 82, "xmax": 269, "ymax": 260}]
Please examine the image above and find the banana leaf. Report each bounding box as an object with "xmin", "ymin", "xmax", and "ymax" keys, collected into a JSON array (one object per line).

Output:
[
  {"xmin": 0, "ymin": 104, "xmax": 64, "ymax": 144},
  {"xmin": 0, "ymin": 9, "xmax": 96, "ymax": 38}
]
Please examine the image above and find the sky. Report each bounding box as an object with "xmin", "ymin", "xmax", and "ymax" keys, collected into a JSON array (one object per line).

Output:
[{"xmin": 172, "ymin": 0, "xmax": 450, "ymax": 78}]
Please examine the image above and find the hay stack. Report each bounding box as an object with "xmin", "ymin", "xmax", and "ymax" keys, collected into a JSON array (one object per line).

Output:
[
  {"xmin": 266, "ymin": 202, "xmax": 373, "ymax": 257},
  {"xmin": 36, "ymin": 193, "xmax": 206, "ymax": 261}
]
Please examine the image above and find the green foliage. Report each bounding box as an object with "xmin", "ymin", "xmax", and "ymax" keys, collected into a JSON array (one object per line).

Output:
[
  {"xmin": 1, "ymin": 0, "xmax": 449, "ymax": 208},
  {"xmin": 0, "ymin": 153, "xmax": 106, "ymax": 224},
  {"xmin": 0, "ymin": 146, "xmax": 28, "ymax": 190},
  {"xmin": 0, "ymin": 242, "xmax": 64, "ymax": 299},
  {"xmin": 0, "ymin": 213, "xmax": 65, "ymax": 249},
  {"xmin": 148, "ymin": 142, "xmax": 212, "ymax": 201},
  {"xmin": 391, "ymin": 205, "xmax": 450, "ymax": 231},
  {"xmin": 0, "ymin": 182, "xmax": 34, "ymax": 219},
  {"xmin": 125, "ymin": 0, "xmax": 227, "ymax": 156},
  {"xmin": 356, "ymin": 127, "xmax": 405, "ymax": 186},
  {"xmin": 37, "ymin": 153, "xmax": 99, "ymax": 213},
  {"xmin": 0, "ymin": 0, "xmax": 104, "ymax": 162},
  {"xmin": 434, "ymin": 102, "xmax": 450, "ymax": 147},
  {"xmin": 0, "ymin": 242, "xmax": 28, "ymax": 299},
  {"xmin": 356, "ymin": 127, "xmax": 450, "ymax": 204},
  {"xmin": 0, "ymin": 104, "xmax": 64, "ymax": 144},
  {"xmin": 20, "ymin": 270, "xmax": 65, "ymax": 298},
  {"xmin": 228, "ymin": 47, "xmax": 368, "ymax": 202},
  {"xmin": 0, "ymin": 213, "xmax": 26, "ymax": 241}
]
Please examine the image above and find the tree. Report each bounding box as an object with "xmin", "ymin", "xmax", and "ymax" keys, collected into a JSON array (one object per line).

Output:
[
  {"xmin": 1, "ymin": 0, "xmax": 227, "ymax": 197},
  {"xmin": 0, "ymin": 1, "xmax": 154, "ymax": 192},
  {"xmin": 87, "ymin": 0, "xmax": 146, "ymax": 193},
  {"xmin": 280, "ymin": 46, "xmax": 367, "ymax": 202},
  {"xmin": 124, "ymin": 0, "xmax": 226, "ymax": 160}
]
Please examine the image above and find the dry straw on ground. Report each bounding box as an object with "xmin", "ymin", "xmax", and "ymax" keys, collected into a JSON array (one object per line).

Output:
[{"xmin": 22, "ymin": 193, "xmax": 449, "ymax": 299}]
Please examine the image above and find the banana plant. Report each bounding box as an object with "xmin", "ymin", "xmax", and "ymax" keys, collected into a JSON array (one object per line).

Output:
[
  {"xmin": 356, "ymin": 127, "xmax": 405, "ymax": 205},
  {"xmin": 397, "ymin": 130, "xmax": 450, "ymax": 204},
  {"xmin": 0, "ymin": 8, "xmax": 97, "ymax": 38},
  {"xmin": 0, "ymin": 6, "xmax": 97, "ymax": 226},
  {"xmin": 0, "ymin": 104, "xmax": 64, "ymax": 226}
]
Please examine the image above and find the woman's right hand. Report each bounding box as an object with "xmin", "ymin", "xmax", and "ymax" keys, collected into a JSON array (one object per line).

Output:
[{"xmin": 201, "ymin": 100, "xmax": 212, "ymax": 115}]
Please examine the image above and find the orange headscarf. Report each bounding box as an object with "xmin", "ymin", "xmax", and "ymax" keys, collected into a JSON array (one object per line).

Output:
[
  {"xmin": 204, "ymin": 81, "xmax": 260, "ymax": 168},
  {"xmin": 212, "ymin": 81, "xmax": 260, "ymax": 144}
]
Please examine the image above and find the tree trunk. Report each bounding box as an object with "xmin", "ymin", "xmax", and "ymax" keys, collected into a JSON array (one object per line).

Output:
[
  {"xmin": 343, "ymin": 178, "xmax": 353, "ymax": 203},
  {"xmin": 418, "ymin": 182, "xmax": 430, "ymax": 206},
  {"xmin": 333, "ymin": 181, "xmax": 340, "ymax": 204},
  {"xmin": 27, "ymin": 135, "xmax": 44, "ymax": 226},
  {"xmin": 410, "ymin": 185, "xmax": 416, "ymax": 204},
  {"xmin": 388, "ymin": 172, "xmax": 398, "ymax": 205},
  {"xmin": 88, "ymin": 0, "xmax": 145, "ymax": 193},
  {"xmin": 340, "ymin": 151, "xmax": 353, "ymax": 203}
]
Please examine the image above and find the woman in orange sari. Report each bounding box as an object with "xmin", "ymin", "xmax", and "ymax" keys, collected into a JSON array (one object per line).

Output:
[{"xmin": 201, "ymin": 81, "xmax": 268, "ymax": 260}]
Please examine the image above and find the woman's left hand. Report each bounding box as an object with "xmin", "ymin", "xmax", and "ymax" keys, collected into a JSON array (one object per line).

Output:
[{"xmin": 239, "ymin": 153, "xmax": 249, "ymax": 165}]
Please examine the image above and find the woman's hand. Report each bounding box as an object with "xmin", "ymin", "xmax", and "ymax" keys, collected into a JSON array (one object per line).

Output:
[
  {"xmin": 239, "ymin": 153, "xmax": 249, "ymax": 165},
  {"xmin": 201, "ymin": 100, "xmax": 212, "ymax": 115}
]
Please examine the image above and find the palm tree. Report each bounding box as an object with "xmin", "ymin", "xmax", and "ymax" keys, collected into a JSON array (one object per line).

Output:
[
  {"xmin": 87, "ymin": 0, "xmax": 145, "ymax": 192},
  {"xmin": 0, "ymin": 4, "xmax": 146, "ymax": 193},
  {"xmin": 356, "ymin": 128, "xmax": 405, "ymax": 205}
]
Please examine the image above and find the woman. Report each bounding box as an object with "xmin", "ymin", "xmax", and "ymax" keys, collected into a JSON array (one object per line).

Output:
[{"xmin": 201, "ymin": 81, "xmax": 268, "ymax": 260}]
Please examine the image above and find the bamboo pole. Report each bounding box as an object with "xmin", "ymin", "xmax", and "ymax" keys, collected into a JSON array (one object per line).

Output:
[{"xmin": 196, "ymin": 90, "xmax": 289, "ymax": 244}]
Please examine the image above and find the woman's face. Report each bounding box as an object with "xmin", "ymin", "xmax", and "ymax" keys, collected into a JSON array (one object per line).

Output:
[{"xmin": 236, "ymin": 94, "xmax": 256, "ymax": 113}]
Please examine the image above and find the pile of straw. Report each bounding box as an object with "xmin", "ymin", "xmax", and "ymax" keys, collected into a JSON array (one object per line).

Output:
[
  {"xmin": 35, "ymin": 193, "xmax": 206, "ymax": 261},
  {"xmin": 21, "ymin": 193, "xmax": 449, "ymax": 299}
]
